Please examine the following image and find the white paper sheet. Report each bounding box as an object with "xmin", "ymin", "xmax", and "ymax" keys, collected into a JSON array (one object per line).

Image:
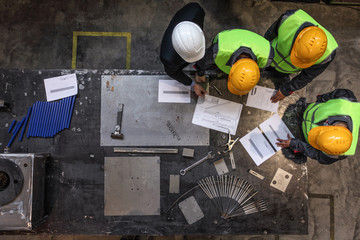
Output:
[
  {"xmin": 44, "ymin": 73, "xmax": 78, "ymax": 101},
  {"xmin": 192, "ymin": 95, "xmax": 243, "ymax": 135},
  {"xmin": 246, "ymin": 85, "xmax": 278, "ymax": 112},
  {"xmin": 259, "ymin": 114, "xmax": 294, "ymax": 151},
  {"xmin": 158, "ymin": 80, "xmax": 191, "ymax": 103},
  {"xmin": 240, "ymin": 127, "xmax": 275, "ymax": 166}
]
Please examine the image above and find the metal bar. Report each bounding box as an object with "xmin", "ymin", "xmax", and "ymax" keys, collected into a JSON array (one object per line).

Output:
[
  {"xmin": 8, "ymin": 120, "xmax": 16, "ymax": 133},
  {"xmin": 19, "ymin": 106, "xmax": 32, "ymax": 141},
  {"xmin": 113, "ymin": 147, "xmax": 178, "ymax": 154}
]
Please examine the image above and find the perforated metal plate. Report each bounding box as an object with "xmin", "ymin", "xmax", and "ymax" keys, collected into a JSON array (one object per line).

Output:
[
  {"xmin": 100, "ymin": 75, "xmax": 209, "ymax": 146},
  {"xmin": 104, "ymin": 156, "xmax": 160, "ymax": 216}
]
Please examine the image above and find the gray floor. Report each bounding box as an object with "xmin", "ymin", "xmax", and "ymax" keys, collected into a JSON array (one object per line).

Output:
[{"xmin": 1, "ymin": 0, "xmax": 360, "ymax": 239}]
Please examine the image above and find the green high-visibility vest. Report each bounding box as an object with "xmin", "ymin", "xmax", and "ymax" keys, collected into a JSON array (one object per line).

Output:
[
  {"xmin": 302, "ymin": 99, "xmax": 360, "ymax": 155},
  {"xmin": 214, "ymin": 29, "xmax": 272, "ymax": 74},
  {"xmin": 271, "ymin": 9, "xmax": 338, "ymax": 74}
]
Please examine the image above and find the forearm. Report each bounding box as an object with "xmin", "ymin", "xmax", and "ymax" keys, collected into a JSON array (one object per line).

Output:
[
  {"xmin": 280, "ymin": 60, "xmax": 332, "ymax": 96},
  {"xmin": 289, "ymin": 138, "xmax": 340, "ymax": 164}
]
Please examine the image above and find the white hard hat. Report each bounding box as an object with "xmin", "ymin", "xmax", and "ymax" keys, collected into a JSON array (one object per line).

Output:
[{"xmin": 171, "ymin": 21, "xmax": 205, "ymax": 63}]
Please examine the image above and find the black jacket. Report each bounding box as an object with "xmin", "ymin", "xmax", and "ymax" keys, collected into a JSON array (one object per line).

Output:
[
  {"xmin": 290, "ymin": 89, "xmax": 357, "ymax": 164},
  {"xmin": 160, "ymin": 2, "xmax": 205, "ymax": 86}
]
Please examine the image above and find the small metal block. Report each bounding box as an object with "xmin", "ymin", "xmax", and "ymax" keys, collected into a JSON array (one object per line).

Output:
[{"xmin": 182, "ymin": 148, "xmax": 194, "ymax": 158}]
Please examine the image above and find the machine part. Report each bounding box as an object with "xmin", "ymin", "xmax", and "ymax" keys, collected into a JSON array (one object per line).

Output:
[
  {"xmin": 212, "ymin": 85, "xmax": 223, "ymax": 96},
  {"xmin": 270, "ymin": 168, "xmax": 293, "ymax": 192},
  {"xmin": 169, "ymin": 175, "xmax": 180, "ymax": 194},
  {"xmin": 178, "ymin": 196, "xmax": 204, "ymax": 224},
  {"xmin": 213, "ymin": 158, "xmax": 229, "ymax": 175},
  {"xmin": 229, "ymin": 151, "xmax": 236, "ymax": 169},
  {"xmin": 114, "ymin": 147, "xmax": 178, "ymax": 154},
  {"xmin": 180, "ymin": 151, "xmax": 215, "ymax": 176},
  {"xmin": 111, "ymin": 103, "xmax": 124, "ymax": 140},
  {"xmin": 248, "ymin": 169, "xmax": 265, "ymax": 180},
  {"xmin": 198, "ymin": 175, "xmax": 267, "ymax": 219},
  {"xmin": 221, "ymin": 130, "xmax": 240, "ymax": 153},
  {"xmin": 0, "ymin": 159, "xmax": 24, "ymax": 206},
  {"xmin": 0, "ymin": 153, "xmax": 47, "ymax": 230},
  {"xmin": 182, "ymin": 148, "xmax": 194, "ymax": 158}
]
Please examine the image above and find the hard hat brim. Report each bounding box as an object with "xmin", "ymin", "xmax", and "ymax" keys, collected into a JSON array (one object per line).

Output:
[
  {"xmin": 308, "ymin": 126, "xmax": 325, "ymax": 150},
  {"xmin": 181, "ymin": 46, "xmax": 205, "ymax": 63},
  {"xmin": 227, "ymin": 77, "xmax": 250, "ymax": 95},
  {"xmin": 290, "ymin": 50, "xmax": 317, "ymax": 69}
]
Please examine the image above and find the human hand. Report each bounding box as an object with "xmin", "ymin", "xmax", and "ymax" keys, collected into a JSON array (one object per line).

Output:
[
  {"xmin": 270, "ymin": 90, "xmax": 285, "ymax": 103},
  {"xmin": 276, "ymin": 134, "xmax": 292, "ymax": 148},
  {"xmin": 193, "ymin": 83, "xmax": 207, "ymax": 97},
  {"xmin": 195, "ymin": 73, "xmax": 206, "ymax": 83}
]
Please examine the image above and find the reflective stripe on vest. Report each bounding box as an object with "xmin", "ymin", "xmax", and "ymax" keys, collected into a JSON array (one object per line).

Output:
[
  {"xmin": 214, "ymin": 29, "xmax": 271, "ymax": 74},
  {"xmin": 271, "ymin": 9, "xmax": 338, "ymax": 74},
  {"xmin": 302, "ymin": 99, "xmax": 360, "ymax": 155}
]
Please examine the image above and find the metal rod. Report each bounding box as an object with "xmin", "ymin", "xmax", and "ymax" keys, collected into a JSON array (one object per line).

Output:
[
  {"xmin": 8, "ymin": 120, "xmax": 16, "ymax": 133},
  {"xmin": 27, "ymin": 102, "xmax": 37, "ymax": 138},
  {"xmin": 7, "ymin": 117, "xmax": 25, "ymax": 147},
  {"xmin": 114, "ymin": 147, "xmax": 178, "ymax": 154},
  {"xmin": 66, "ymin": 95, "xmax": 76, "ymax": 128},
  {"xmin": 19, "ymin": 106, "xmax": 32, "ymax": 141}
]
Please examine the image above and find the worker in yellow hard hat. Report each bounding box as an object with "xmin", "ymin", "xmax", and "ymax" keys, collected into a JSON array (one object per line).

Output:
[
  {"xmin": 276, "ymin": 89, "xmax": 360, "ymax": 164},
  {"xmin": 194, "ymin": 29, "xmax": 273, "ymax": 95},
  {"xmin": 264, "ymin": 9, "xmax": 338, "ymax": 103}
]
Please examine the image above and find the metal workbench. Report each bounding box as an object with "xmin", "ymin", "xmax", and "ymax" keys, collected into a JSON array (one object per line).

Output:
[{"xmin": 0, "ymin": 69, "xmax": 308, "ymax": 235}]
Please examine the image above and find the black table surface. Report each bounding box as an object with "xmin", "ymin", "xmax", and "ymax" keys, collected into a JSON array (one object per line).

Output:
[{"xmin": 0, "ymin": 69, "xmax": 307, "ymax": 235}]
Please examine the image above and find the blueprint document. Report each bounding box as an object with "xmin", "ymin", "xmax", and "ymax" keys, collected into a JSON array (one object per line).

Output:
[
  {"xmin": 158, "ymin": 80, "xmax": 191, "ymax": 103},
  {"xmin": 259, "ymin": 114, "xmax": 294, "ymax": 151},
  {"xmin": 44, "ymin": 73, "xmax": 78, "ymax": 101},
  {"xmin": 240, "ymin": 114, "xmax": 294, "ymax": 166},
  {"xmin": 246, "ymin": 85, "xmax": 278, "ymax": 112},
  {"xmin": 192, "ymin": 95, "xmax": 243, "ymax": 135},
  {"xmin": 240, "ymin": 127, "xmax": 276, "ymax": 166}
]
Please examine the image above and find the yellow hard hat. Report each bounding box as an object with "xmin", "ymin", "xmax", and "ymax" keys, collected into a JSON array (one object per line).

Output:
[
  {"xmin": 227, "ymin": 58, "xmax": 260, "ymax": 95},
  {"xmin": 308, "ymin": 126, "xmax": 352, "ymax": 155},
  {"xmin": 290, "ymin": 26, "xmax": 327, "ymax": 69}
]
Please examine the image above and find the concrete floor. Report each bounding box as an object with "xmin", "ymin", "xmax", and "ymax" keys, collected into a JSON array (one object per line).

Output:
[{"xmin": 1, "ymin": 0, "xmax": 360, "ymax": 239}]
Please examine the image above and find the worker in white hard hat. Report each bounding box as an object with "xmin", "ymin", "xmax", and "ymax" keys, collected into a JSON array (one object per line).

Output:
[
  {"xmin": 160, "ymin": 2, "xmax": 207, "ymax": 97},
  {"xmin": 276, "ymin": 89, "xmax": 360, "ymax": 165},
  {"xmin": 194, "ymin": 29, "xmax": 273, "ymax": 95}
]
